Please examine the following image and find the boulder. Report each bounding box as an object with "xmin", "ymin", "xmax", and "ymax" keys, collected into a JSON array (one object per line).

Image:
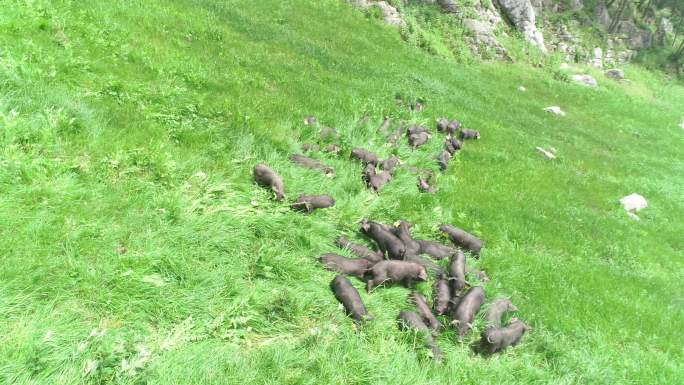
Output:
[
  {"xmin": 495, "ymin": 0, "xmax": 547, "ymax": 53},
  {"xmin": 620, "ymin": 193, "xmax": 647, "ymax": 212},
  {"xmin": 571, "ymin": 74, "xmax": 598, "ymax": 88},
  {"xmin": 464, "ymin": 19, "xmax": 508, "ymax": 59},
  {"xmin": 618, "ymin": 21, "xmax": 654, "ymax": 50},
  {"xmin": 605, "ymin": 69, "xmax": 625, "ymax": 80},
  {"xmin": 594, "ymin": 2, "xmax": 611, "ymax": 29}
]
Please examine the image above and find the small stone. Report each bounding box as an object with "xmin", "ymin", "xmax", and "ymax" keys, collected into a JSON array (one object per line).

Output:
[
  {"xmin": 518, "ymin": 86, "xmax": 526, "ymax": 92},
  {"xmin": 544, "ymin": 106, "xmax": 566, "ymax": 116},
  {"xmin": 679, "ymin": 119, "xmax": 684, "ymax": 129},
  {"xmin": 142, "ymin": 274, "xmax": 166, "ymax": 287},
  {"xmin": 535, "ymin": 147, "xmax": 556, "ymax": 159},
  {"xmin": 620, "ymin": 193, "xmax": 647, "ymax": 212},
  {"xmin": 572, "ymin": 74, "xmax": 598, "ymax": 88},
  {"xmin": 116, "ymin": 245, "xmax": 128, "ymax": 255},
  {"xmin": 193, "ymin": 171, "xmax": 207, "ymax": 179},
  {"xmin": 605, "ymin": 69, "xmax": 625, "ymax": 80}
]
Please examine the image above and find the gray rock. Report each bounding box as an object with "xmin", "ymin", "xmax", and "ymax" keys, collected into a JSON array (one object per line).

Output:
[
  {"xmin": 465, "ymin": 19, "xmax": 508, "ymax": 58},
  {"xmin": 595, "ymin": 2, "xmax": 611, "ymax": 29},
  {"xmin": 495, "ymin": 0, "xmax": 547, "ymax": 53},
  {"xmin": 618, "ymin": 21, "xmax": 654, "ymax": 50},
  {"xmin": 571, "ymin": 74, "xmax": 598, "ymax": 88},
  {"xmin": 349, "ymin": 0, "xmax": 405, "ymax": 27},
  {"xmin": 605, "ymin": 69, "xmax": 624, "ymax": 80},
  {"xmin": 438, "ymin": 0, "xmax": 460, "ymax": 14}
]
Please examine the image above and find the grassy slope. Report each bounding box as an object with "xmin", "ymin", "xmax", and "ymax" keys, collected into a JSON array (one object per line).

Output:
[{"xmin": 1, "ymin": 0, "xmax": 683, "ymax": 384}]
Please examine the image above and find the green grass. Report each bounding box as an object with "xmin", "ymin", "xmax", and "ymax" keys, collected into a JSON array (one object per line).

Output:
[{"xmin": 1, "ymin": 0, "xmax": 683, "ymax": 384}]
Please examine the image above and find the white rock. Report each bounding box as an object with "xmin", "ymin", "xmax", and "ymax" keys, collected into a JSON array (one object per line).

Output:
[
  {"xmin": 544, "ymin": 106, "xmax": 566, "ymax": 116},
  {"xmin": 620, "ymin": 193, "xmax": 647, "ymax": 212},
  {"xmin": 518, "ymin": 86, "xmax": 527, "ymax": 92},
  {"xmin": 572, "ymin": 74, "xmax": 598, "ymax": 88},
  {"xmin": 536, "ymin": 147, "xmax": 556, "ymax": 159}
]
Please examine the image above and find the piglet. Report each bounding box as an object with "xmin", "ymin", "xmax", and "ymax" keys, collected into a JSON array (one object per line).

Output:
[
  {"xmin": 444, "ymin": 136, "xmax": 462, "ymax": 155},
  {"xmin": 336, "ymin": 237, "xmax": 384, "ymax": 264},
  {"xmin": 368, "ymin": 171, "xmax": 392, "ymax": 193},
  {"xmin": 409, "ymin": 132, "xmax": 431, "ymax": 150},
  {"xmin": 407, "ymin": 125, "xmax": 428, "ymax": 136},
  {"xmin": 393, "ymin": 220, "xmax": 421, "ymax": 257},
  {"xmin": 433, "ymin": 278, "xmax": 451, "ymax": 316},
  {"xmin": 479, "ymin": 318, "xmax": 530, "ymax": 354},
  {"xmin": 318, "ymin": 253, "xmax": 372, "ymax": 279},
  {"xmin": 446, "ymin": 120, "xmax": 461, "ymax": 135},
  {"xmin": 290, "ymin": 194, "xmax": 335, "ymax": 213},
  {"xmin": 350, "ymin": 148, "xmax": 379, "ymax": 165},
  {"xmin": 459, "ymin": 129, "xmax": 480, "ymax": 140},
  {"xmin": 447, "ymin": 250, "xmax": 467, "ymax": 297},
  {"xmin": 331, "ymin": 275, "xmax": 373, "ymax": 325},
  {"xmin": 416, "ymin": 240, "xmax": 454, "ymax": 260},
  {"xmin": 366, "ymin": 260, "xmax": 427, "ymax": 292},
  {"xmin": 410, "ymin": 292, "xmax": 441, "ymax": 332},
  {"xmin": 437, "ymin": 150, "xmax": 451, "ymax": 171},
  {"xmin": 361, "ymin": 220, "xmax": 405, "ymax": 260},
  {"xmin": 436, "ymin": 118, "xmax": 449, "ymax": 133},
  {"xmin": 289, "ymin": 154, "xmax": 334, "ymax": 177},
  {"xmin": 253, "ymin": 164, "xmax": 285, "ymax": 201},
  {"xmin": 451, "ymin": 286, "xmax": 485, "ymax": 340},
  {"xmin": 439, "ymin": 224, "xmax": 484, "ymax": 256},
  {"xmin": 485, "ymin": 299, "xmax": 518, "ymax": 329},
  {"xmin": 379, "ymin": 156, "xmax": 400, "ymax": 173},
  {"xmin": 397, "ymin": 311, "xmax": 443, "ymax": 362}
]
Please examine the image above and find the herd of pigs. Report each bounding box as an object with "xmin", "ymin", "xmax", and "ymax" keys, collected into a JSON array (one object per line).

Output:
[{"xmin": 252, "ymin": 115, "xmax": 530, "ymax": 361}]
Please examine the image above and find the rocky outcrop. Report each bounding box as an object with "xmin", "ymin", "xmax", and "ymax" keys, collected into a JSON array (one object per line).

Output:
[
  {"xmin": 494, "ymin": 0, "xmax": 547, "ymax": 53},
  {"xmin": 571, "ymin": 74, "xmax": 598, "ymax": 88},
  {"xmin": 349, "ymin": 0, "xmax": 405, "ymax": 26},
  {"xmin": 465, "ymin": 19, "xmax": 509, "ymax": 59},
  {"xmin": 617, "ymin": 21, "xmax": 654, "ymax": 50}
]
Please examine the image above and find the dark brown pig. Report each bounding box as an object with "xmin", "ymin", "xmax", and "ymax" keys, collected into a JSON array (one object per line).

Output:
[
  {"xmin": 361, "ymin": 220, "xmax": 405, "ymax": 260},
  {"xmin": 379, "ymin": 156, "xmax": 400, "ymax": 173},
  {"xmin": 439, "ymin": 224, "xmax": 484, "ymax": 256},
  {"xmin": 485, "ymin": 299, "xmax": 518, "ymax": 329},
  {"xmin": 330, "ymin": 275, "xmax": 373, "ymax": 324},
  {"xmin": 407, "ymin": 124, "xmax": 428, "ymax": 135},
  {"xmin": 290, "ymin": 194, "xmax": 335, "ymax": 213},
  {"xmin": 436, "ymin": 118, "xmax": 449, "ymax": 133},
  {"xmin": 397, "ymin": 311, "xmax": 443, "ymax": 362},
  {"xmin": 437, "ymin": 150, "xmax": 451, "ymax": 171},
  {"xmin": 480, "ymin": 318, "xmax": 530, "ymax": 354},
  {"xmin": 350, "ymin": 148, "xmax": 379, "ymax": 165},
  {"xmin": 368, "ymin": 171, "xmax": 392, "ymax": 193},
  {"xmin": 446, "ymin": 120, "xmax": 461, "ymax": 135},
  {"xmin": 289, "ymin": 154, "xmax": 334, "ymax": 177},
  {"xmin": 410, "ymin": 292, "xmax": 441, "ymax": 332},
  {"xmin": 366, "ymin": 260, "xmax": 427, "ymax": 292},
  {"xmin": 393, "ymin": 220, "xmax": 421, "ymax": 257},
  {"xmin": 318, "ymin": 253, "xmax": 372, "ymax": 279},
  {"xmin": 447, "ymin": 250, "xmax": 467, "ymax": 297},
  {"xmin": 253, "ymin": 164, "xmax": 285, "ymax": 201},
  {"xmin": 450, "ymin": 286, "xmax": 485, "ymax": 340},
  {"xmin": 433, "ymin": 278, "xmax": 451, "ymax": 316},
  {"xmin": 405, "ymin": 254, "xmax": 445, "ymax": 277},
  {"xmin": 416, "ymin": 240, "xmax": 455, "ymax": 260},
  {"xmin": 459, "ymin": 129, "xmax": 480, "ymax": 140},
  {"xmin": 409, "ymin": 132, "xmax": 431, "ymax": 150}
]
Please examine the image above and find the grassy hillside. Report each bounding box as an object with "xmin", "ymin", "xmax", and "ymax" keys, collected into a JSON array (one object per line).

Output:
[{"xmin": 1, "ymin": 0, "xmax": 683, "ymax": 384}]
